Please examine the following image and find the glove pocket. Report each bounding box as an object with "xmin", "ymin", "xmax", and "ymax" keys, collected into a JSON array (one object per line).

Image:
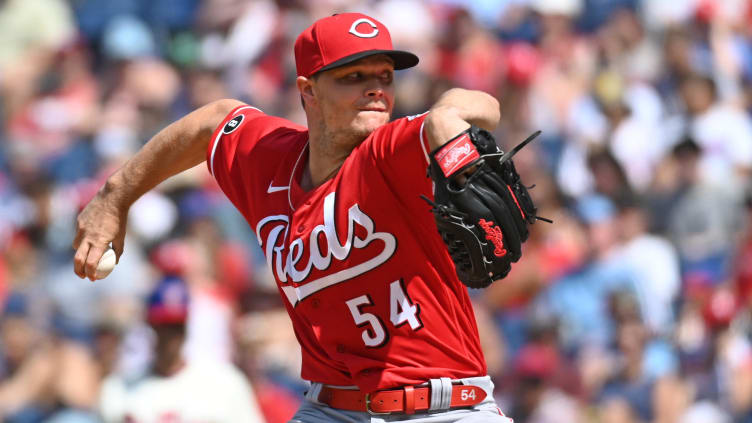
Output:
[
  {"xmin": 458, "ymin": 176, "xmax": 522, "ymax": 263},
  {"xmin": 433, "ymin": 213, "xmax": 495, "ymax": 288},
  {"xmin": 478, "ymin": 171, "xmax": 531, "ymax": 243}
]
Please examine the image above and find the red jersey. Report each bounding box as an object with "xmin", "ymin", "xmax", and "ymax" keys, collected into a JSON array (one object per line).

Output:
[{"xmin": 207, "ymin": 105, "xmax": 486, "ymax": 392}]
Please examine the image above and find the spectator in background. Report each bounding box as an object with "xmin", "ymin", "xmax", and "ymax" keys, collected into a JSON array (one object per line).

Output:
[
  {"xmin": 615, "ymin": 196, "xmax": 681, "ymax": 335},
  {"xmin": 531, "ymin": 0, "xmax": 600, "ymax": 197},
  {"xmin": 45, "ymin": 315, "xmax": 101, "ymax": 423},
  {"xmin": 591, "ymin": 70, "xmax": 665, "ymax": 194},
  {"xmin": 678, "ymin": 73, "xmax": 752, "ymax": 186},
  {"xmin": 734, "ymin": 189, "xmax": 752, "ymax": 307},
  {"xmin": 536, "ymin": 194, "xmax": 638, "ymax": 352},
  {"xmin": 504, "ymin": 318, "xmax": 582, "ymax": 423},
  {"xmin": 662, "ymin": 137, "xmax": 744, "ymax": 296},
  {"xmin": 656, "ymin": 25, "xmax": 698, "ymax": 118},
  {"xmin": 706, "ymin": 287, "xmax": 752, "ymax": 422},
  {"xmin": 0, "ymin": 292, "xmax": 52, "ymax": 422},
  {"xmin": 596, "ymin": 293, "xmax": 678, "ymax": 423},
  {"xmin": 234, "ymin": 302, "xmax": 303, "ymax": 423},
  {"xmin": 672, "ymin": 284, "xmax": 752, "ymax": 423},
  {"xmin": 587, "ymin": 148, "xmax": 633, "ymax": 201},
  {"xmin": 744, "ymin": 75, "xmax": 752, "ymax": 114},
  {"xmin": 98, "ymin": 276, "xmax": 263, "ymax": 422},
  {"xmin": 0, "ymin": 0, "xmax": 77, "ymax": 117},
  {"xmin": 597, "ymin": 7, "xmax": 661, "ymax": 83},
  {"xmin": 0, "ymin": 292, "xmax": 100, "ymax": 423},
  {"xmin": 434, "ymin": 7, "xmax": 504, "ymax": 93}
]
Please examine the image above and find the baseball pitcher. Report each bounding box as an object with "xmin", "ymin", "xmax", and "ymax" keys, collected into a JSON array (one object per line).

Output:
[{"xmin": 73, "ymin": 13, "xmax": 543, "ymax": 422}]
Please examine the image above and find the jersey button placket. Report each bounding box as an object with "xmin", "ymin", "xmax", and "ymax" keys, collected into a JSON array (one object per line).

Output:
[{"xmin": 297, "ymin": 224, "xmax": 306, "ymax": 234}]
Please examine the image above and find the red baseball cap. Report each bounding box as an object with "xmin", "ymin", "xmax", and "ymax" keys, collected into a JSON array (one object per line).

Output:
[{"xmin": 294, "ymin": 13, "xmax": 419, "ymax": 78}]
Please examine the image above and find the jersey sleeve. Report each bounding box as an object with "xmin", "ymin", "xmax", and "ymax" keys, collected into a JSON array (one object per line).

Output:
[
  {"xmin": 206, "ymin": 104, "xmax": 303, "ymax": 215},
  {"xmin": 361, "ymin": 112, "xmax": 433, "ymax": 201}
]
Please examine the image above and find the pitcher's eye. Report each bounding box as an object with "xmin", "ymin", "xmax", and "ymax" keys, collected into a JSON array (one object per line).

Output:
[{"xmin": 342, "ymin": 72, "xmax": 362, "ymax": 82}]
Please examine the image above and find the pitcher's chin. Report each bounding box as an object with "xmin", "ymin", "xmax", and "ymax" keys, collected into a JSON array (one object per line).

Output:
[{"xmin": 353, "ymin": 111, "xmax": 390, "ymax": 135}]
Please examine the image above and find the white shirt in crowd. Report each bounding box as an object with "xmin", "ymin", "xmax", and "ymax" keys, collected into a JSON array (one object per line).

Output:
[
  {"xmin": 690, "ymin": 103, "xmax": 752, "ymax": 187},
  {"xmin": 99, "ymin": 359, "xmax": 265, "ymax": 423}
]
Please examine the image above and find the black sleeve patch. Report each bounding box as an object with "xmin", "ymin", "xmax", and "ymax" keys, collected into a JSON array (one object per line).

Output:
[{"xmin": 222, "ymin": 115, "xmax": 244, "ymax": 134}]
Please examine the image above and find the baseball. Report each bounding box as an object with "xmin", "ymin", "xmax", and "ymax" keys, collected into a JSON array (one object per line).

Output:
[{"xmin": 95, "ymin": 248, "xmax": 117, "ymax": 280}]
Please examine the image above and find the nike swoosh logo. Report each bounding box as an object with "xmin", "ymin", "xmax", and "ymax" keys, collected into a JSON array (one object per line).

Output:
[{"xmin": 267, "ymin": 182, "xmax": 289, "ymax": 193}]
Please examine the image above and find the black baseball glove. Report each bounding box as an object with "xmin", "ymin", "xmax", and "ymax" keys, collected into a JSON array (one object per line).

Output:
[{"xmin": 423, "ymin": 126, "xmax": 549, "ymax": 288}]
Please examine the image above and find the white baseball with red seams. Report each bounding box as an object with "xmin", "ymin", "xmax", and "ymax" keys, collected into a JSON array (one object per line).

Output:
[{"xmin": 95, "ymin": 248, "xmax": 117, "ymax": 280}]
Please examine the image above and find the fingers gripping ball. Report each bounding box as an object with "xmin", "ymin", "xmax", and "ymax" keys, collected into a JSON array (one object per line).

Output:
[
  {"xmin": 95, "ymin": 248, "xmax": 117, "ymax": 280},
  {"xmin": 424, "ymin": 126, "xmax": 547, "ymax": 288}
]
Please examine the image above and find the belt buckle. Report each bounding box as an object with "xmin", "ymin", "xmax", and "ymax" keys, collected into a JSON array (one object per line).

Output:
[{"xmin": 365, "ymin": 393, "xmax": 391, "ymax": 415}]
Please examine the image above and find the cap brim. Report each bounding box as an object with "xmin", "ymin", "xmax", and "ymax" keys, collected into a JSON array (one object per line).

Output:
[{"xmin": 316, "ymin": 49, "xmax": 419, "ymax": 75}]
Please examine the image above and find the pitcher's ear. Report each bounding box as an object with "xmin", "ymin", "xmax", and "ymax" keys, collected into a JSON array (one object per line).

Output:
[{"xmin": 297, "ymin": 76, "xmax": 317, "ymax": 106}]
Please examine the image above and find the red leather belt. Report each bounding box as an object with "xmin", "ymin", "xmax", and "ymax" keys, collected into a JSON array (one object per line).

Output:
[{"xmin": 317, "ymin": 384, "xmax": 487, "ymax": 415}]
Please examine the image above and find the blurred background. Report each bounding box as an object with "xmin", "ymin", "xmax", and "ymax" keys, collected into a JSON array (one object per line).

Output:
[{"xmin": 1, "ymin": 0, "xmax": 752, "ymax": 421}]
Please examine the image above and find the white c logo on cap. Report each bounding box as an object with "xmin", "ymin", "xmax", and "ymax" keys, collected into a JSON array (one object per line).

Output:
[{"xmin": 348, "ymin": 18, "xmax": 379, "ymax": 38}]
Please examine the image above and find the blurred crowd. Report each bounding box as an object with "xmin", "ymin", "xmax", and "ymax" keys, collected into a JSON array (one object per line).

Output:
[{"xmin": 1, "ymin": 0, "xmax": 752, "ymax": 422}]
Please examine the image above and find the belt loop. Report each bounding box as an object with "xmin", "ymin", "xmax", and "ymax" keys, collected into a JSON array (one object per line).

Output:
[
  {"xmin": 307, "ymin": 382, "xmax": 323, "ymax": 404},
  {"xmin": 403, "ymin": 386, "xmax": 416, "ymax": 414},
  {"xmin": 439, "ymin": 377, "xmax": 452, "ymax": 410},
  {"xmin": 429, "ymin": 379, "xmax": 442, "ymax": 410}
]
